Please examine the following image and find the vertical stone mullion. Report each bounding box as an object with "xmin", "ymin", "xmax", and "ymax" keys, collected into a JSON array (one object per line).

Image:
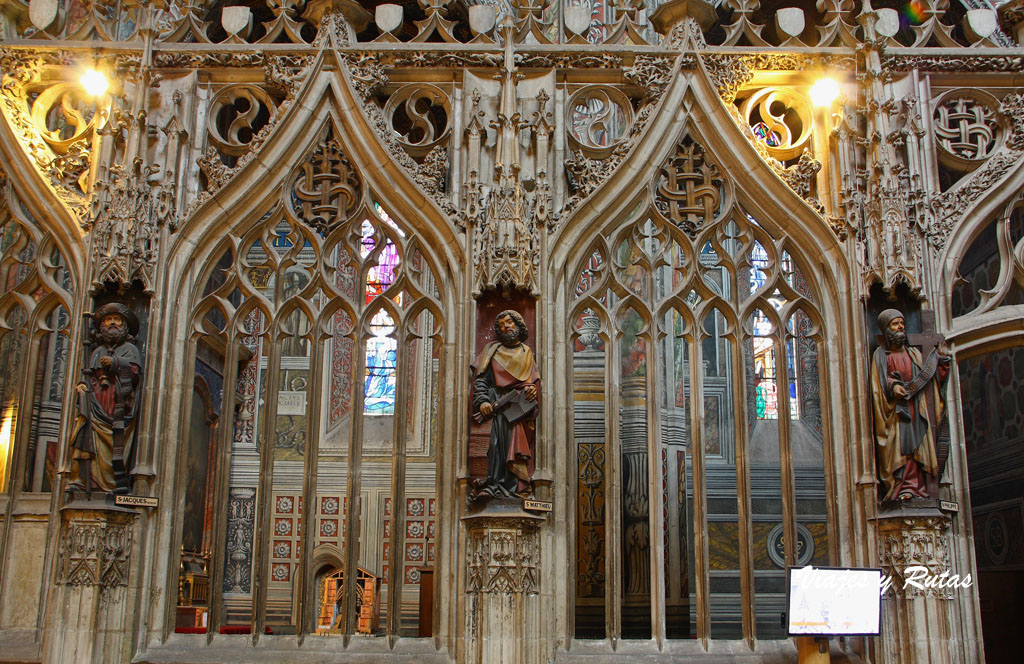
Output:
[
  {"xmin": 296, "ymin": 327, "xmax": 323, "ymax": 641},
  {"xmin": 605, "ymin": 313, "xmax": 622, "ymax": 643},
  {"xmin": 205, "ymin": 329, "xmax": 242, "ymax": 640},
  {"xmin": 386, "ymin": 311, "xmax": 414, "ymax": 641},
  {"xmin": 730, "ymin": 323, "xmax": 755, "ymax": 647},
  {"xmin": 341, "ymin": 326, "xmax": 367, "ymax": 639},
  {"xmin": 775, "ymin": 332, "xmax": 798, "ymax": 572},
  {"xmin": 252, "ymin": 325, "xmax": 283, "ymax": 642},
  {"xmin": 646, "ymin": 320, "xmax": 666, "ymax": 646},
  {"xmin": 160, "ymin": 333, "xmax": 198, "ymax": 639},
  {"xmin": 689, "ymin": 319, "xmax": 709, "ymax": 646}
]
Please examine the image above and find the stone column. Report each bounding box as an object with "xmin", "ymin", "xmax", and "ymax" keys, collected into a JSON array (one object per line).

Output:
[
  {"xmin": 463, "ymin": 502, "xmax": 543, "ymax": 664},
  {"xmin": 875, "ymin": 506, "xmax": 957, "ymax": 664},
  {"xmin": 44, "ymin": 502, "xmax": 141, "ymax": 664}
]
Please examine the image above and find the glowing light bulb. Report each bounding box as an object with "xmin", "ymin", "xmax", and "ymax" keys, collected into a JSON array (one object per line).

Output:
[
  {"xmin": 80, "ymin": 69, "xmax": 109, "ymax": 97},
  {"xmin": 809, "ymin": 78, "xmax": 840, "ymax": 108}
]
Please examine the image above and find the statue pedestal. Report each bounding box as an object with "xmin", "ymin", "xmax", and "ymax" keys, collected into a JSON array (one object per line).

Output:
[
  {"xmin": 463, "ymin": 499, "xmax": 544, "ymax": 664},
  {"xmin": 873, "ymin": 503, "xmax": 956, "ymax": 664},
  {"xmin": 44, "ymin": 498, "xmax": 140, "ymax": 664}
]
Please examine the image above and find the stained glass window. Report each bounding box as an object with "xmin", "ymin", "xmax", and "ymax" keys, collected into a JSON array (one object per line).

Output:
[
  {"xmin": 752, "ymin": 122, "xmax": 782, "ymax": 148},
  {"xmin": 361, "ymin": 205, "xmax": 403, "ymax": 413},
  {"xmin": 364, "ymin": 309, "xmax": 397, "ymax": 413},
  {"xmin": 749, "ymin": 245, "xmax": 802, "ymax": 420}
]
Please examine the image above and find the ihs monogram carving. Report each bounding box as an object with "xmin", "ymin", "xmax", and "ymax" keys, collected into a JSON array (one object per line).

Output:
[
  {"xmin": 655, "ymin": 138, "xmax": 724, "ymax": 238},
  {"xmin": 466, "ymin": 522, "xmax": 540, "ymax": 595},
  {"xmin": 291, "ymin": 134, "xmax": 362, "ymax": 235},
  {"xmin": 58, "ymin": 515, "xmax": 134, "ymax": 598},
  {"xmin": 926, "ymin": 94, "xmax": 1024, "ymax": 252}
]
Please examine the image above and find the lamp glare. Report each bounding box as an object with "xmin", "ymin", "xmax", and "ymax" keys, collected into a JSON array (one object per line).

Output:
[
  {"xmin": 810, "ymin": 78, "xmax": 840, "ymax": 107},
  {"xmin": 80, "ymin": 69, "xmax": 109, "ymax": 97}
]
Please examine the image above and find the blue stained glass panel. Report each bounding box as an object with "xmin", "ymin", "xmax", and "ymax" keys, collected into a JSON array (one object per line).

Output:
[{"xmin": 364, "ymin": 309, "xmax": 397, "ymax": 414}]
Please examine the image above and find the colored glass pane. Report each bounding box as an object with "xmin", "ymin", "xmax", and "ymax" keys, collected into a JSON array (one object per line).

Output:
[{"xmin": 364, "ymin": 308, "xmax": 397, "ymax": 414}]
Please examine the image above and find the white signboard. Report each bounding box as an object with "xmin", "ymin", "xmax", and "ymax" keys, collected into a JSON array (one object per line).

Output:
[
  {"xmin": 787, "ymin": 566, "xmax": 881, "ymax": 636},
  {"xmin": 278, "ymin": 391, "xmax": 307, "ymax": 415}
]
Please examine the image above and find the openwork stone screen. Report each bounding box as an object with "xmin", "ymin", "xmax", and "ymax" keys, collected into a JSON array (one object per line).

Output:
[
  {"xmin": 183, "ymin": 123, "xmax": 443, "ymax": 637},
  {"xmin": 0, "ymin": 185, "xmax": 73, "ymax": 495},
  {"xmin": 569, "ymin": 132, "xmax": 833, "ymax": 641}
]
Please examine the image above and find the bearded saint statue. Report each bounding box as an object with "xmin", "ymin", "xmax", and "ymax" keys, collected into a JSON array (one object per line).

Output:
[
  {"xmin": 66, "ymin": 303, "xmax": 143, "ymax": 496},
  {"xmin": 870, "ymin": 308, "xmax": 950, "ymax": 501},
  {"xmin": 470, "ymin": 310, "xmax": 541, "ymax": 500}
]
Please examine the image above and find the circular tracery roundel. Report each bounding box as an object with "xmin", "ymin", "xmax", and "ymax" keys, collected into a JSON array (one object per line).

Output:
[
  {"xmin": 207, "ymin": 85, "xmax": 279, "ymax": 157},
  {"xmin": 738, "ymin": 88, "xmax": 812, "ymax": 162},
  {"xmin": 29, "ymin": 82, "xmax": 110, "ymax": 154},
  {"xmin": 567, "ymin": 85, "xmax": 633, "ymax": 156},
  {"xmin": 383, "ymin": 84, "xmax": 452, "ymax": 158},
  {"xmin": 933, "ymin": 89, "xmax": 1004, "ymax": 171}
]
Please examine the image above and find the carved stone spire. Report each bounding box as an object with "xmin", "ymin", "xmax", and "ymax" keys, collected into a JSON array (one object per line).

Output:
[{"xmin": 471, "ymin": 17, "xmax": 540, "ymax": 297}]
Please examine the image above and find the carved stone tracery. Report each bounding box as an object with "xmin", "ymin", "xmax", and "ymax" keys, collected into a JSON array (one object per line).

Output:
[
  {"xmin": 0, "ymin": 48, "xmax": 92, "ymax": 223},
  {"xmin": 878, "ymin": 515, "xmax": 953, "ymax": 599},
  {"xmin": 58, "ymin": 513, "xmax": 134, "ymax": 597},
  {"xmin": 655, "ymin": 137, "xmax": 725, "ymax": 238},
  {"xmin": 933, "ymin": 90, "xmax": 1002, "ymax": 169},
  {"xmin": 466, "ymin": 517, "xmax": 540, "ymax": 595}
]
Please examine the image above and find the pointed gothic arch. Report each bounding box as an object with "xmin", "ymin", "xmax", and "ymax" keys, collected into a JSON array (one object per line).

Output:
[
  {"xmin": 151, "ymin": 59, "xmax": 459, "ymax": 643},
  {"xmin": 551, "ymin": 60, "xmax": 849, "ymax": 645},
  {"xmin": 939, "ymin": 156, "xmax": 1024, "ymax": 354}
]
